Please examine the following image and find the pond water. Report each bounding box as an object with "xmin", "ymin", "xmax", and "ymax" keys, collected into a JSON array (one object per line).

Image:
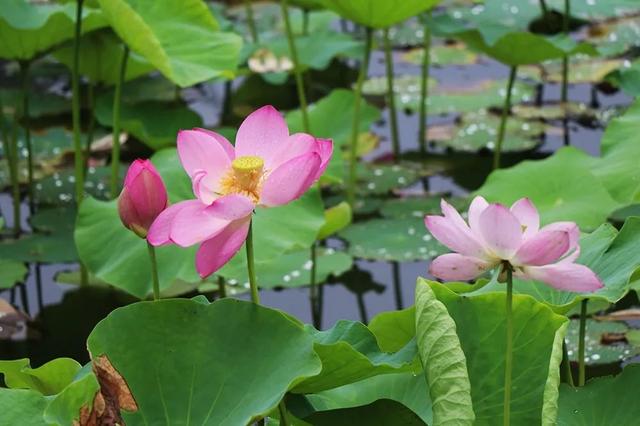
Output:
[{"xmin": 0, "ymin": 29, "xmax": 636, "ymax": 371}]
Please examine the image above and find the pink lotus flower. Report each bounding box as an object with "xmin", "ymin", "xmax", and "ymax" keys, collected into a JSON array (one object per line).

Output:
[
  {"xmin": 148, "ymin": 105, "xmax": 332, "ymax": 278},
  {"xmin": 118, "ymin": 159, "xmax": 168, "ymax": 238},
  {"xmin": 424, "ymin": 196, "xmax": 603, "ymax": 292}
]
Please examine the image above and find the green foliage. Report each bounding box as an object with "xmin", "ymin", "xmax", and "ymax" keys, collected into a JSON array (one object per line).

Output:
[
  {"xmin": 0, "ymin": 357, "xmax": 81, "ymax": 395},
  {"xmin": 318, "ymin": 0, "xmax": 439, "ymax": 29}
]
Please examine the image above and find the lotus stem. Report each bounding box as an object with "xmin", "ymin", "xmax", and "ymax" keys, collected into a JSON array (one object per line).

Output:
[
  {"xmin": 418, "ymin": 12, "xmax": 432, "ymax": 156},
  {"xmin": 310, "ymin": 243, "xmax": 320, "ymax": 328},
  {"xmin": 493, "ymin": 65, "xmax": 518, "ymax": 170},
  {"xmin": 503, "ymin": 264, "xmax": 513, "ymax": 426},
  {"xmin": 8, "ymin": 118, "xmax": 20, "ymax": 237},
  {"xmin": 392, "ymin": 261, "xmax": 403, "ymax": 310},
  {"xmin": 561, "ymin": 0, "xmax": 570, "ymax": 145},
  {"xmin": 383, "ymin": 28, "xmax": 400, "ymax": 161},
  {"xmin": 217, "ymin": 276, "xmax": 227, "ymax": 299},
  {"xmin": 244, "ymin": 0, "xmax": 259, "ymax": 43},
  {"xmin": 19, "ymin": 283, "xmax": 30, "ymax": 316},
  {"xmin": 347, "ymin": 27, "xmax": 373, "ymax": 208},
  {"xmin": 278, "ymin": 400, "xmax": 290, "ymax": 426},
  {"xmin": 35, "ymin": 264, "xmax": 43, "ymax": 311},
  {"xmin": 578, "ymin": 298, "xmax": 588, "ymax": 386},
  {"xmin": 539, "ymin": 0, "xmax": 548, "ymax": 15},
  {"xmin": 110, "ymin": 45, "xmax": 129, "ymax": 198},
  {"xmin": 85, "ymin": 81, "xmax": 96, "ymax": 175},
  {"xmin": 72, "ymin": 0, "xmax": 85, "ymax": 203},
  {"xmin": 19, "ymin": 61, "xmax": 34, "ymax": 214},
  {"xmin": 246, "ymin": 220, "xmax": 260, "ymax": 304},
  {"xmin": 147, "ymin": 242, "xmax": 160, "ymax": 301},
  {"xmin": 302, "ymin": 9, "xmax": 309, "ymax": 35}
]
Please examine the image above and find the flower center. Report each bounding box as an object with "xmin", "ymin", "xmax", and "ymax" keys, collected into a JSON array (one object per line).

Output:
[{"xmin": 220, "ymin": 156, "xmax": 265, "ymax": 202}]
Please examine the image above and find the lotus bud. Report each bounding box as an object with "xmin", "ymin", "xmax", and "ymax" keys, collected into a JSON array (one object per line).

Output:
[{"xmin": 118, "ymin": 159, "xmax": 168, "ymax": 238}]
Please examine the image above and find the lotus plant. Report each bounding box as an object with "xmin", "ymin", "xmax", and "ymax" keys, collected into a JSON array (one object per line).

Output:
[
  {"xmin": 118, "ymin": 159, "xmax": 168, "ymax": 300},
  {"xmin": 148, "ymin": 106, "xmax": 332, "ymax": 304},
  {"xmin": 424, "ymin": 196, "xmax": 602, "ymax": 424}
]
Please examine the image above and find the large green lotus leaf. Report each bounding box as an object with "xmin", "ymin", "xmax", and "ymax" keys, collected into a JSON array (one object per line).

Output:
[
  {"xmin": 75, "ymin": 197, "xmax": 199, "ymax": 299},
  {"xmin": 87, "ymin": 298, "xmax": 322, "ymax": 425},
  {"xmin": 0, "ymin": 259, "xmax": 27, "ymax": 289},
  {"xmin": 44, "ymin": 369, "xmax": 100, "ymax": 426},
  {"xmin": 428, "ymin": 111, "xmax": 544, "ymax": 153},
  {"xmin": 472, "ymin": 218, "xmax": 640, "ymax": 313},
  {"xmin": 339, "ymin": 217, "xmax": 445, "ymax": 262},
  {"xmin": 216, "ymin": 248, "xmax": 352, "ymax": 290},
  {"xmin": 304, "ymin": 372, "xmax": 432, "ymax": 424},
  {"xmin": 286, "ymin": 89, "xmax": 380, "ymax": 181},
  {"xmin": 417, "ymin": 279, "xmax": 568, "ymax": 425},
  {"xmin": 0, "ymin": 357, "xmax": 81, "ymax": 395},
  {"xmin": 382, "ymin": 78, "xmax": 534, "ymax": 115},
  {"xmin": 557, "ymin": 364, "xmax": 640, "ymax": 425},
  {"xmin": 304, "ymin": 399, "xmax": 426, "ymax": 425},
  {"xmin": 0, "ymin": 0, "xmax": 107, "ymax": 60},
  {"xmin": 455, "ymin": 30, "xmax": 593, "ymax": 66},
  {"xmin": 0, "ymin": 89, "xmax": 70, "ymax": 119},
  {"xmin": 293, "ymin": 320, "xmax": 417, "ymax": 394},
  {"xmin": 53, "ymin": 30, "xmax": 154, "ymax": 85},
  {"xmin": 368, "ymin": 306, "xmax": 416, "ymax": 352},
  {"xmin": 591, "ymin": 98, "xmax": 640, "ymax": 205},
  {"xmin": 476, "ymin": 147, "xmax": 620, "ymax": 230},
  {"xmin": 0, "ymin": 207, "xmax": 77, "ymax": 263},
  {"xmin": 96, "ymin": 0, "xmax": 242, "ymax": 87},
  {"xmin": 565, "ymin": 319, "xmax": 640, "ymax": 365},
  {"xmin": 415, "ymin": 279, "xmax": 474, "ymax": 425},
  {"xmin": 318, "ymin": 0, "xmax": 438, "ymax": 29},
  {"xmin": 0, "ymin": 388, "xmax": 47, "ymax": 426},
  {"xmin": 94, "ymin": 97, "xmax": 202, "ymax": 150}
]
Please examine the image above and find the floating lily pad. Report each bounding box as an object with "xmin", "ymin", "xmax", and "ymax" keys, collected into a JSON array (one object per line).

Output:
[
  {"xmin": 606, "ymin": 59, "xmax": 640, "ymax": 97},
  {"xmin": 0, "ymin": 259, "xmax": 27, "ymax": 289},
  {"xmin": 588, "ymin": 16, "xmax": 640, "ymax": 57},
  {"xmin": 356, "ymin": 162, "xmax": 430, "ymax": 196},
  {"xmin": 362, "ymin": 75, "xmax": 438, "ymax": 105},
  {"xmin": 339, "ymin": 217, "xmax": 445, "ymax": 262},
  {"xmin": 34, "ymin": 166, "xmax": 117, "ymax": 206},
  {"xmin": 208, "ymin": 248, "xmax": 352, "ymax": 291},
  {"xmin": 523, "ymin": 57, "xmax": 624, "ymax": 84},
  {"xmin": 380, "ymin": 195, "xmax": 466, "ymax": 219},
  {"xmin": 512, "ymin": 103, "xmax": 596, "ymax": 121},
  {"xmin": 401, "ymin": 43, "xmax": 478, "ymax": 66},
  {"xmin": 0, "ymin": 207, "xmax": 77, "ymax": 263},
  {"xmin": 0, "ymin": 89, "xmax": 70, "ymax": 118},
  {"xmin": 428, "ymin": 111, "xmax": 545, "ymax": 152},
  {"xmin": 566, "ymin": 319, "xmax": 640, "ymax": 366}
]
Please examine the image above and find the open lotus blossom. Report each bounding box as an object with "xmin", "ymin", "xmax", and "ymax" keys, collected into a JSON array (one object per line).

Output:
[
  {"xmin": 148, "ymin": 105, "xmax": 332, "ymax": 278},
  {"xmin": 118, "ymin": 159, "xmax": 168, "ymax": 239},
  {"xmin": 424, "ymin": 196, "xmax": 603, "ymax": 292}
]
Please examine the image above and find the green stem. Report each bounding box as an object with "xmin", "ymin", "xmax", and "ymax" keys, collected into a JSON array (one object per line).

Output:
[
  {"xmin": 72, "ymin": 0, "xmax": 85, "ymax": 204},
  {"xmin": 246, "ymin": 220, "xmax": 260, "ymax": 304},
  {"xmin": 302, "ymin": 9, "xmax": 309, "ymax": 35},
  {"xmin": 110, "ymin": 45, "xmax": 129, "ymax": 198},
  {"xmin": 19, "ymin": 61, "xmax": 34, "ymax": 214},
  {"xmin": 418, "ymin": 12, "xmax": 432, "ymax": 156},
  {"xmin": 503, "ymin": 265, "xmax": 513, "ymax": 426},
  {"xmin": 244, "ymin": 0, "xmax": 259, "ymax": 43},
  {"xmin": 217, "ymin": 276, "xmax": 227, "ymax": 299},
  {"xmin": 280, "ymin": 0, "xmax": 309, "ymax": 132},
  {"xmin": 383, "ymin": 28, "xmax": 400, "ymax": 162},
  {"xmin": 147, "ymin": 242, "xmax": 160, "ymax": 301},
  {"xmin": 578, "ymin": 298, "xmax": 588, "ymax": 386},
  {"xmin": 392, "ymin": 261, "xmax": 403, "ymax": 310},
  {"xmin": 347, "ymin": 28, "xmax": 373, "ymax": 208},
  {"xmin": 539, "ymin": 0, "xmax": 549, "ymax": 15},
  {"xmin": 561, "ymin": 0, "xmax": 570, "ymax": 145},
  {"xmin": 278, "ymin": 400, "xmax": 290, "ymax": 426},
  {"xmin": 84, "ymin": 81, "xmax": 96, "ymax": 176},
  {"xmin": 493, "ymin": 66, "xmax": 517, "ymax": 170},
  {"xmin": 561, "ymin": 339, "xmax": 575, "ymax": 387},
  {"xmin": 310, "ymin": 243, "xmax": 320, "ymax": 328},
  {"xmin": 7, "ymin": 116, "xmax": 21, "ymax": 237}
]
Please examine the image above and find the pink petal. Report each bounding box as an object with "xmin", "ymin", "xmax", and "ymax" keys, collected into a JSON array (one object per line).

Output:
[
  {"xmin": 513, "ymin": 230, "xmax": 570, "ymax": 266},
  {"xmin": 259, "ymin": 152, "xmax": 321, "ymax": 207},
  {"xmin": 478, "ymin": 204, "xmax": 522, "ymax": 259},
  {"xmin": 195, "ymin": 218, "xmax": 251, "ymax": 278},
  {"xmin": 177, "ymin": 130, "xmax": 232, "ymax": 200},
  {"xmin": 424, "ymin": 215, "xmax": 487, "ymax": 258},
  {"xmin": 520, "ymin": 263, "xmax": 603, "ymax": 292},
  {"xmin": 194, "ymin": 128, "xmax": 235, "ymax": 161},
  {"xmin": 170, "ymin": 202, "xmax": 230, "ymax": 248},
  {"xmin": 429, "ymin": 253, "xmax": 492, "ymax": 281},
  {"xmin": 510, "ymin": 198, "xmax": 540, "ymax": 239},
  {"xmin": 147, "ymin": 200, "xmax": 201, "ymax": 246},
  {"xmin": 540, "ymin": 221, "xmax": 579, "ymax": 251},
  {"xmin": 468, "ymin": 195, "xmax": 489, "ymax": 235},
  {"xmin": 315, "ymin": 138, "xmax": 333, "ymax": 179},
  {"xmin": 268, "ymin": 134, "xmax": 334, "ymax": 180},
  {"xmin": 191, "ymin": 170, "xmax": 218, "ymax": 205},
  {"xmin": 207, "ymin": 194, "xmax": 255, "ymax": 220},
  {"xmin": 235, "ymin": 106, "xmax": 289, "ymax": 170}
]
